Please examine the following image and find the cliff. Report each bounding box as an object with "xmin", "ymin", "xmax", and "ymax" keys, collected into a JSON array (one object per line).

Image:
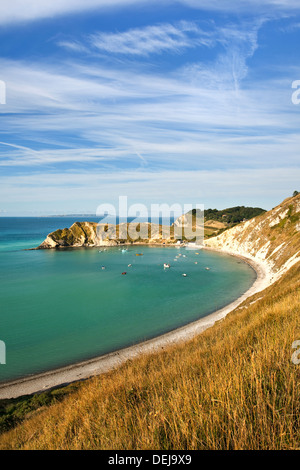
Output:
[
  {"xmin": 205, "ymin": 193, "xmax": 300, "ymax": 283},
  {"xmin": 39, "ymin": 222, "xmax": 99, "ymax": 248},
  {"xmin": 38, "ymin": 221, "xmax": 195, "ymax": 249}
]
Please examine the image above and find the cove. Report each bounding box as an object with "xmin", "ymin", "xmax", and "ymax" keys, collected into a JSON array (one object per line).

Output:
[{"xmin": 0, "ymin": 219, "xmax": 256, "ymax": 384}]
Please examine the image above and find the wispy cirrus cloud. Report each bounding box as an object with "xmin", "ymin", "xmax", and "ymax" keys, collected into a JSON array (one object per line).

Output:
[
  {"xmin": 1, "ymin": 11, "xmax": 300, "ymax": 213},
  {"xmin": 59, "ymin": 19, "xmax": 263, "ymax": 59},
  {"xmin": 87, "ymin": 21, "xmax": 212, "ymax": 56},
  {"xmin": 1, "ymin": 48, "xmax": 299, "ymax": 174},
  {"xmin": 0, "ymin": 0, "xmax": 300, "ymax": 25},
  {"xmin": 58, "ymin": 18, "xmax": 264, "ymax": 101}
]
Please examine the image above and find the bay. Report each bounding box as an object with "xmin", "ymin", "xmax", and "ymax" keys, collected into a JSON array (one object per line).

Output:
[{"xmin": 0, "ymin": 217, "xmax": 256, "ymax": 383}]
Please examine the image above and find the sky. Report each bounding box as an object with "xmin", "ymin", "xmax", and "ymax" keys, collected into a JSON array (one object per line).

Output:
[{"xmin": 0, "ymin": 0, "xmax": 300, "ymax": 215}]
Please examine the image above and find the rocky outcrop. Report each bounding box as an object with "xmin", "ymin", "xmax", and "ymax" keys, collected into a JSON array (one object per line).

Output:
[
  {"xmin": 39, "ymin": 222, "xmax": 99, "ymax": 248},
  {"xmin": 38, "ymin": 221, "xmax": 191, "ymax": 249},
  {"xmin": 205, "ymin": 194, "xmax": 300, "ymax": 284}
]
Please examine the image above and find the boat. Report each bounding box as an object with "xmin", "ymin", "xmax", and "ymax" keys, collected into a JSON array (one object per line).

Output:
[
  {"xmin": 182, "ymin": 273, "xmax": 187, "ymax": 277},
  {"xmin": 164, "ymin": 263, "xmax": 170, "ymax": 268},
  {"xmin": 205, "ymin": 267, "xmax": 210, "ymax": 270},
  {"xmin": 136, "ymin": 253, "xmax": 143, "ymax": 256},
  {"xmin": 101, "ymin": 266, "xmax": 106, "ymax": 270},
  {"xmin": 128, "ymin": 264, "xmax": 132, "ymax": 267},
  {"xmin": 122, "ymin": 272, "xmax": 127, "ymax": 275},
  {"xmin": 121, "ymin": 249, "xmax": 128, "ymax": 253}
]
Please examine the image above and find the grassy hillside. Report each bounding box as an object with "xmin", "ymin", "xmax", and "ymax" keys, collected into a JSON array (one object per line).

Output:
[{"xmin": 0, "ymin": 261, "xmax": 299, "ymax": 450}]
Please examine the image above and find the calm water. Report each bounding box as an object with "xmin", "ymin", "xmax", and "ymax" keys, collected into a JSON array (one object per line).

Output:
[{"xmin": 0, "ymin": 217, "xmax": 256, "ymax": 383}]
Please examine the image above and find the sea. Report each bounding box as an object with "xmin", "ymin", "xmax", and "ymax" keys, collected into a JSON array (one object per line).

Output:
[{"xmin": 0, "ymin": 217, "xmax": 256, "ymax": 383}]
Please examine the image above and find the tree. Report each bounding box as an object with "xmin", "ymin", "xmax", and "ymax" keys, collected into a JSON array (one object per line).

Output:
[{"xmin": 293, "ymin": 191, "xmax": 299, "ymax": 197}]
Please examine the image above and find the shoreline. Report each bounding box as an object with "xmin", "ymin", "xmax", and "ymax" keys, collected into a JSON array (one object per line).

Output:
[{"xmin": 0, "ymin": 250, "xmax": 272, "ymax": 400}]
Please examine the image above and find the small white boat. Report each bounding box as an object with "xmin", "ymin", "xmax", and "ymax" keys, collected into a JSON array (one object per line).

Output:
[
  {"xmin": 128, "ymin": 264, "xmax": 132, "ymax": 267},
  {"xmin": 205, "ymin": 267, "xmax": 210, "ymax": 270},
  {"xmin": 182, "ymin": 273, "xmax": 187, "ymax": 277},
  {"xmin": 101, "ymin": 266, "xmax": 106, "ymax": 270},
  {"xmin": 121, "ymin": 249, "xmax": 128, "ymax": 253},
  {"xmin": 164, "ymin": 263, "xmax": 170, "ymax": 269}
]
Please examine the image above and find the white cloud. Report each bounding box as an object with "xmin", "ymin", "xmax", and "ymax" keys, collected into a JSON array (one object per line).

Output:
[
  {"xmin": 0, "ymin": 0, "xmax": 299, "ymax": 25},
  {"xmin": 1, "ymin": 15, "xmax": 300, "ymax": 213},
  {"xmin": 0, "ymin": 0, "xmax": 149, "ymax": 25},
  {"xmin": 88, "ymin": 21, "xmax": 212, "ymax": 56},
  {"xmin": 58, "ymin": 19, "xmax": 264, "ymax": 97},
  {"xmin": 60, "ymin": 19, "xmax": 263, "ymax": 62},
  {"xmin": 1, "ymin": 19, "xmax": 300, "ymax": 173},
  {"xmin": 177, "ymin": 0, "xmax": 300, "ymax": 13},
  {"xmin": 1, "ymin": 167, "xmax": 299, "ymax": 212}
]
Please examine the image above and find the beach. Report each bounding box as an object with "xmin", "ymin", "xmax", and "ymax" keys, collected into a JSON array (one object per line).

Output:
[{"xmin": 0, "ymin": 250, "xmax": 272, "ymax": 400}]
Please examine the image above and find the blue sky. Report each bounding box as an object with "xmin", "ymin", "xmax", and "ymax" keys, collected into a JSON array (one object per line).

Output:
[{"xmin": 0, "ymin": 0, "xmax": 300, "ymax": 215}]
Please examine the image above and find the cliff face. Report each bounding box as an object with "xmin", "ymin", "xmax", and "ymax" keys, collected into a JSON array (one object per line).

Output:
[
  {"xmin": 38, "ymin": 221, "xmax": 186, "ymax": 249},
  {"xmin": 39, "ymin": 222, "xmax": 99, "ymax": 249},
  {"xmin": 205, "ymin": 194, "xmax": 300, "ymax": 283}
]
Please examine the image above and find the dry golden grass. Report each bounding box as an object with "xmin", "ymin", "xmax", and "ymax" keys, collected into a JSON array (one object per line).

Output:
[{"xmin": 0, "ymin": 262, "xmax": 299, "ymax": 450}]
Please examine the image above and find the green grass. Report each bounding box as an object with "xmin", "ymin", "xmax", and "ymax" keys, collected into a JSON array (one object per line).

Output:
[{"xmin": 0, "ymin": 384, "xmax": 81, "ymax": 434}]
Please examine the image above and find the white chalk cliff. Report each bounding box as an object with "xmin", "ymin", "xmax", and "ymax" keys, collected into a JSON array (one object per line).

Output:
[{"xmin": 205, "ymin": 194, "xmax": 300, "ymax": 284}]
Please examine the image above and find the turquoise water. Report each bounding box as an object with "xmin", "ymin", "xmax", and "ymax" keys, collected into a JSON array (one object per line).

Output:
[{"xmin": 0, "ymin": 218, "xmax": 256, "ymax": 383}]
